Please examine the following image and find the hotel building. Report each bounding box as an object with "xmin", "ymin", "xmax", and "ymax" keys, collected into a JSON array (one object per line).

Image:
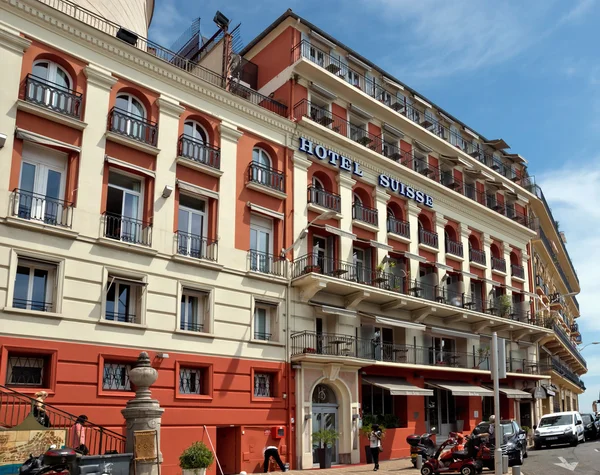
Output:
[{"xmin": 0, "ymin": 1, "xmax": 586, "ymax": 473}]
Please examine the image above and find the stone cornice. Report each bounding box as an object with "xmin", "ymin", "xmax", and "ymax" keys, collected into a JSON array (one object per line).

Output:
[
  {"xmin": 219, "ymin": 122, "xmax": 243, "ymax": 142},
  {"xmin": 84, "ymin": 64, "xmax": 117, "ymax": 91},
  {"xmin": 0, "ymin": 21, "xmax": 31, "ymax": 54},
  {"xmin": 6, "ymin": 0, "xmax": 295, "ymax": 134},
  {"xmin": 157, "ymin": 95, "xmax": 185, "ymax": 119}
]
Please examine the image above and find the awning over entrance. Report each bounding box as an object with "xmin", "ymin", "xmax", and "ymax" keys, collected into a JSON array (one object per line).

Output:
[
  {"xmin": 364, "ymin": 376, "xmax": 433, "ymax": 396},
  {"xmin": 484, "ymin": 386, "xmax": 532, "ymax": 399},
  {"xmin": 427, "ymin": 381, "xmax": 493, "ymax": 397}
]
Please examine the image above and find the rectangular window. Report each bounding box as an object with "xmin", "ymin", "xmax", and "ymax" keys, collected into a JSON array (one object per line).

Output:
[
  {"xmin": 254, "ymin": 372, "xmax": 274, "ymax": 397},
  {"xmin": 179, "ymin": 366, "xmax": 206, "ymax": 395},
  {"xmin": 348, "ymin": 70, "xmax": 361, "ymax": 88},
  {"xmin": 254, "ymin": 302, "xmax": 277, "ymax": 341},
  {"xmin": 6, "ymin": 354, "xmax": 46, "ymax": 387},
  {"xmin": 13, "ymin": 258, "xmax": 56, "ymax": 312},
  {"xmin": 105, "ymin": 276, "xmax": 144, "ymax": 324},
  {"xmin": 177, "ymin": 194, "xmax": 208, "ymax": 259},
  {"xmin": 102, "ymin": 362, "xmax": 131, "ymax": 391},
  {"xmin": 105, "ymin": 171, "xmax": 146, "ymax": 245},
  {"xmin": 180, "ymin": 289, "xmax": 208, "ymax": 332}
]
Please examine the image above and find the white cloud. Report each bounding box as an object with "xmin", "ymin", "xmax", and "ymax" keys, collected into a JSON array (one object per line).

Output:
[{"xmin": 148, "ymin": 0, "xmax": 188, "ymax": 47}]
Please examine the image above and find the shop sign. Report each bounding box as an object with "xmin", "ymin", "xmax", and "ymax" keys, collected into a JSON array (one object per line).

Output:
[
  {"xmin": 298, "ymin": 137, "xmax": 434, "ymax": 208},
  {"xmin": 532, "ymin": 387, "xmax": 547, "ymax": 399}
]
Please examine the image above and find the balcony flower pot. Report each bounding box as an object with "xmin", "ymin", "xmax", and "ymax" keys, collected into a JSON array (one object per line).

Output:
[
  {"xmin": 180, "ymin": 442, "xmax": 214, "ymax": 475},
  {"xmin": 304, "ymin": 265, "xmax": 321, "ymax": 274},
  {"xmin": 303, "ymin": 347, "xmax": 316, "ymax": 354}
]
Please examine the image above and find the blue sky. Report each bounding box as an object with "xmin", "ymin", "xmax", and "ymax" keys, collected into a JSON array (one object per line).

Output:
[{"xmin": 150, "ymin": 0, "xmax": 600, "ymax": 410}]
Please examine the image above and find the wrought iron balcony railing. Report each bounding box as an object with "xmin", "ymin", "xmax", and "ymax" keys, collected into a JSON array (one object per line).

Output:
[
  {"xmin": 387, "ymin": 216, "xmax": 410, "ymax": 238},
  {"xmin": 103, "ymin": 213, "xmax": 153, "ymax": 246},
  {"xmin": 24, "ymin": 73, "xmax": 83, "ymax": 119},
  {"xmin": 108, "ymin": 107, "xmax": 158, "ymax": 146},
  {"xmin": 180, "ymin": 321, "xmax": 204, "ymax": 332},
  {"xmin": 227, "ymin": 79, "xmax": 288, "ymax": 117},
  {"xmin": 352, "ymin": 202, "xmax": 378, "ymax": 226},
  {"xmin": 548, "ymin": 358, "xmax": 585, "ymax": 389},
  {"xmin": 248, "ymin": 162, "xmax": 285, "ymax": 193},
  {"xmin": 491, "ymin": 257, "xmax": 507, "ymax": 273},
  {"xmin": 176, "ymin": 232, "xmax": 218, "ymax": 261},
  {"xmin": 247, "ymin": 250, "xmax": 286, "ymax": 277},
  {"xmin": 511, "ymin": 264, "xmax": 525, "ymax": 279},
  {"xmin": 177, "ymin": 134, "xmax": 221, "ymax": 170},
  {"xmin": 445, "ymin": 239, "xmax": 463, "ymax": 257},
  {"xmin": 291, "ymin": 39, "xmax": 532, "ymax": 185},
  {"xmin": 553, "ymin": 323, "xmax": 587, "ymax": 369},
  {"xmin": 469, "ymin": 248, "xmax": 487, "ymax": 266},
  {"xmin": 418, "ymin": 228, "xmax": 439, "ymax": 248},
  {"xmin": 307, "ymin": 185, "xmax": 341, "ymax": 212},
  {"xmin": 11, "ymin": 189, "xmax": 74, "ymax": 228},
  {"xmin": 254, "ymin": 331, "xmax": 272, "ymax": 341}
]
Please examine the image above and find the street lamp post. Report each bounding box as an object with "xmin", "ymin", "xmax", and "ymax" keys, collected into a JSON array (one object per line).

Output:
[{"xmin": 578, "ymin": 342, "xmax": 600, "ymax": 351}]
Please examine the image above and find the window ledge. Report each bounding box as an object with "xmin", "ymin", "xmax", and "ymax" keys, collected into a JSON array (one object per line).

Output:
[
  {"xmin": 250, "ymin": 338, "xmax": 285, "ymax": 347},
  {"xmin": 171, "ymin": 254, "xmax": 223, "ymax": 271},
  {"xmin": 105, "ymin": 131, "xmax": 160, "ymax": 156},
  {"xmin": 5, "ymin": 386, "xmax": 56, "ymax": 397},
  {"xmin": 16, "ymin": 99, "xmax": 87, "ymax": 131},
  {"xmin": 352, "ymin": 220, "xmax": 379, "ymax": 233},
  {"xmin": 98, "ymin": 389, "xmax": 135, "ymax": 398},
  {"xmin": 307, "ymin": 203, "xmax": 342, "ymax": 219},
  {"xmin": 492, "ymin": 268, "xmax": 508, "ymax": 277},
  {"xmin": 174, "ymin": 329, "xmax": 216, "ymax": 339},
  {"xmin": 511, "ymin": 275, "xmax": 526, "ymax": 283},
  {"xmin": 387, "ymin": 231, "xmax": 411, "ymax": 244},
  {"xmin": 418, "ymin": 242, "xmax": 440, "ymax": 254},
  {"xmin": 469, "ymin": 261, "xmax": 487, "ymax": 270},
  {"xmin": 445, "ymin": 252, "xmax": 465, "ymax": 262},
  {"xmin": 175, "ymin": 394, "xmax": 213, "ymax": 401},
  {"xmin": 245, "ymin": 270, "xmax": 288, "ymax": 284},
  {"xmin": 246, "ymin": 181, "xmax": 287, "ymax": 200},
  {"xmin": 176, "ymin": 156, "xmax": 223, "ymax": 177},
  {"xmin": 5, "ymin": 216, "xmax": 79, "ymax": 239},
  {"xmin": 96, "ymin": 237, "xmax": 158, "ymax": 256},
  {"xmin": 251, "ymin": 396, "xmax": 282, "ymax": 403},
  {"xmin": 2, "ymin": 306, "xmax": 62, "ymax": 320},
  {"xmin": 97, "ymin": 319, "xmax": 147, "ymax": 330}
]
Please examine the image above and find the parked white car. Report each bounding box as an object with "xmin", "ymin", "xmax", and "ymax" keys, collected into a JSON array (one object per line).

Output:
[{"xmin": 533, "ymin": 411, "xmax": 585, "ymax": 449}]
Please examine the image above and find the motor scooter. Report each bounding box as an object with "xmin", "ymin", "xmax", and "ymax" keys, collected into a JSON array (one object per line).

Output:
[
  {"xmin": 20, "ymin": 447, "xmax": 77, "ymax": 475},
  {"xmin": 420, "ymin": 434, "xmax": 482, "ymax": 475},
  {"xmin": 406, "ymin": 428, "xmax": 437, "ymax": 467}
]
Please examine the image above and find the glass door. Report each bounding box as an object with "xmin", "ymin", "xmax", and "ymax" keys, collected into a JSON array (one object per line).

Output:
[
  {"xmin": 312, "ymin": 407, "xmax": 338, "ymax": 465},
  {"xmin": 178, "ymin": 195, "xmax": 207, "ymax": 258},
  {"xmin": 106, "ymin": 172, "xmax": 142, "ymax": 242},
  {"xmin": 250, "ymin": 215, "xmax": 272, "ymax": 272},
  {"xmin": 312, "ymin": 235, "xmax": 326, "ymax": 271}
]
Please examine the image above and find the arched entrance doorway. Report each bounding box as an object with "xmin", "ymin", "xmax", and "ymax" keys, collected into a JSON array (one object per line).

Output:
[{"xmin": 312, "ymin": 384, "xmax": 339, "ymax": 465}]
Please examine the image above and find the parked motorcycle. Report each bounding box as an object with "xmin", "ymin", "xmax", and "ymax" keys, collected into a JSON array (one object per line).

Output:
[
  {"xmin": 420, "ymin": 434, "xmax": 484, "ymax": 475},
  {"xmin": 20, "ymin": 447, "xmax": 77, "ymax": 475},
  {"xmin": 407, "ymin": 428, "xmax": 437, "ymax": 467}
]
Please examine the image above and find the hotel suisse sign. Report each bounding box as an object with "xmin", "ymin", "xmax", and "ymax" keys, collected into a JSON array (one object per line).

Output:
[{"xmin": 299, "ymin": 137, "xmax": 433, "ymax": 208}]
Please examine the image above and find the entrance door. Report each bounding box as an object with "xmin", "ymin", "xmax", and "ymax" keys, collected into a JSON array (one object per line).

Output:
[
  {"xmin": 312, "ymin": 384, "xmax": 338, "ymax": 465},
  {"xmin": 216, "ymin": 426, "xmax": 240, "ymax": 475},
  {"xmin": 425, "ymin": 388, "xmax": 455, "ymax": 439}
]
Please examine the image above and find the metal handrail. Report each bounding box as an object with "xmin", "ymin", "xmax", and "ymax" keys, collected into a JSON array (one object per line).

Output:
[
  {"xmin": 352, "ymin": 202, "xmax": 378, "ymax": 226},
  {"xmin": 177, "ymin": 134, "xmax": 221, "ymax": 170},
  {"xmin": 24, "ymin": 73, "xmax": 83, "ymax": 119},
  {"xmin": 445, "ymin": 238, "xmax": 463, "ymax": 257},
  {"xmin": 418, "ymin": 228, "xmax": 439, "ymax": 248},
  {"xmin": 108, "ymin": 107, "xmax": 158, "ymax": 146},
  {"xmin": 491, "ymin": 256, "xmax": 507, "ymax": 273},
  {"xmin": 469, "ymin": 248, "xmax": 486, "ymax": 265},
  {"xmin": 248, "ymin": 162, "xmax": 285, "ymax": 192},
  {"xmin": 176, "ymin": 231, "xmax": 218, "ymax": 261},
  {"xmin": 307, "ymin": 185, "xmax": 341, "ymax": 212},
  {"xmin": 387, "ymin": 216, "xmax": 410, "ymax": 238},
  {"xmin": 247, "ymin": 250, "xmax": 286, "ymax": 276},
  {"xmin": 11, "ymin": 188, "xmax": 74, "ymax": 228},
  {"xmin": 228, "ymin": 79, "xmax": 288, "ymax": 117},
  {"xmin": 103, "ymin": 212, "xmax": 153, "ymax": 246}
]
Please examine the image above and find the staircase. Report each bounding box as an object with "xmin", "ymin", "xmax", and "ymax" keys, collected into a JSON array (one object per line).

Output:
[{"xmin": 0, "ymin": 384, "xmax": 126, "ymax": 455}]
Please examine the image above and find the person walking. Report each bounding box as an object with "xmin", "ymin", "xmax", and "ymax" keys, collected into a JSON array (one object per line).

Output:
[
  {"xmin": 369, "ymin": 424, "xmax": 383, "ymax": 471},
  {"xmin": 72, "ymin": 415, "xmax": 89, "ymax": 454},
  {"xmin": 263, "ymin": 445, "xmax": 287, "ymax": 473}
]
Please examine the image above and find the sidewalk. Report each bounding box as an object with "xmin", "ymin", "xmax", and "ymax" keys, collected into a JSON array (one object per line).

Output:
[{"xmin": 289, "ymin": 458, "xmax": 415, "ymax": 474}]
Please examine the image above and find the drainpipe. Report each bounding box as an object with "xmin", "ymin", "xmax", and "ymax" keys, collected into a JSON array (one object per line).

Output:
[{"xmin": 284, "ymin": 145, "xmax": 293, "ymax": 469}]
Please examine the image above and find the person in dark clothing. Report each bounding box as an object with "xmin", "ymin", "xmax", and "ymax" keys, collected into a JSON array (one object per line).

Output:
[
  {"xmin": 263, "ymin": 445, "xmax": 287, "ymax": 473},
  {"xmin": 370, "ymin": 424, "xmax": 383, "ymax": 471}
]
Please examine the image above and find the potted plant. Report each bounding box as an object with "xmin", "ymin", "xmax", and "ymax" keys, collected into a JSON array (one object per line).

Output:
[
  {"xmin": 179, "ymin": 441, "xmax": 214, "ymax": 475},
  {"xmin": 303, "ymin": 347, "xmax": 316, "ymax": 354},
  {"xmin": 312, "ymin": 429, "xmax": 339, "ymax": 469},
  {"xmin": 304, "ymin": 264, "xmax": 321, "ymax": 274},
  {"xmin": 497, "ymin": 294, "xmax": 512, "ymax": 318}
]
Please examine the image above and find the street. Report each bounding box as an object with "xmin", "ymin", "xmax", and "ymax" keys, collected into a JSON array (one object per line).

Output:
[{"xmin": 523, "ymin": 439, "xmax": 600, "ymax": 475}]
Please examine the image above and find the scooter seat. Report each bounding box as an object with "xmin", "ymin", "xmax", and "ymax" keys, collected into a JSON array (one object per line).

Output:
[{"xmin": 452, "ymin": 451, "xmax": 470, "ymax": 460}]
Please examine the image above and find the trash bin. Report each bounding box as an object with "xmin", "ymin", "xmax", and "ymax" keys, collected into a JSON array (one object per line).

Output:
[{"xmin": 78, "ymin": 453, "xmax": 133, "ymax": 475}]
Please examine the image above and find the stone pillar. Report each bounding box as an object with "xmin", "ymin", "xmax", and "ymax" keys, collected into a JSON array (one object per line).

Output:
[
  {"xmin": 482, "ymin": 233, "xmax": 493, "ymax": 297},
  {"xmin": 0, "ymin": 24, "xmax": 30, "ymax": 214},
  {"xmin": 336, "ymin": 173, "xmax": 356, "ymax": 263},
  {"xmin": 292, "ymin": 153, "xmax": 311, "ymax": 258},
  {"xmin": 80, "ymin": 64, "xmax": 117, "ymax": 235},
  {"xmin": 407, "ymin": 202, "xmax": 421, "ymax": 280},
  {"xmin": 372, "ymin": 188, "xmax": 390, "ymax": 264},
  {"xmin": 154, "ymin": 95, "xmax": 185, "ymax": 253},
  {"xmin": 218, "ymin": 122, "xmax": 243, "ymax": 268},
  {"xmin": 502, "ymin": 245, "xmax": 511, "ymax": 289},
  {"xmin": 459, "ymin": 224, "xmax": 472, "ymax": 299},
  {"xmin": 122, "ymin": 352, "xmax": 164, "ymax": 475},
  {"xmin": 434, "ymin": 215, "xmax": 447, "ymax": 265}
]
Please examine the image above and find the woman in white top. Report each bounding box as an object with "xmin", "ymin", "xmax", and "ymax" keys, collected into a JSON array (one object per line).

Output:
[{"xmin": 369, "ymin": 424, "xmax": 382, "ymax": 471}]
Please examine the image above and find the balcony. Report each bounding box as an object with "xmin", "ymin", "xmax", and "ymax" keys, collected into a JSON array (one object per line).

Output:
[
  {"xmin": 511, "ymin": 264, "xmax": 525, "ymax": 279},
  {"xmin": 176, "ymin": 232, "xmax": 218, "ymax": 261},
  {"xmin": 108, "ymin": 107, "xmax": 158, "ymax": 147},
  {"xmin": 506, "ymin": 358, "xmax": 541, "ymax": 375},
  {"xmin": 469, "ymin": 248, "xmax": 486, "ymax": 266},
  {"xmin": 10, "ymin": 189, "xmax": 74, "ymax": 228},
  {"xmin": 419, "ymin": 228, "xmax": 439, "ymax": 249},
  {"xmin": 307, "ymin": 186, "xmax": 341, "ymax": 212},
  {"xmin": 291, "ymin": 40, "xmax": 531, "ymax": 185},
  {"xmin": 294, "ymin": 99, "xmax": 536, "ymax": 230},
  {"xmin": 445, "ymin": 239, "xmax": 463, "ymax": 258},
  {"xmin": 535, "ymin": 275, "xmax": 549, "ymax": 296},
  {"xmin": 352, "ymin": 202, "xmax": 378, "ymax": 227},
  {"xmin": 103, "ymin": 213, "xmax": 153, "ymax": 247},
  {"xmin": 553, "ymin": 323, "xmax": 587, "ymax": 369},
  {"xmin": 571, "ymin": 322, "xmax": 580, "ymax": 335},
  {"xmin": 247, "ymin": 250, "xmax": 286, "ymax": 277},
  {"xmin": 549, "ymin": 358, "xmax": 586, "ymax": 390},
  {"xmin": 227, "ymin": 79, "xmax": 287, "ymax": 117},
  {"xmin": 248, "ymin": 162, "xmax": 285, "ymax": 194},
  {"xmin": 387, "ymin": 216, "xmax": 410, "ymax": 239},
  {"xmin": 24, "ymin": 73, "xmax": 83, "ymax": 119},
  {"xmin": 290, "ymin": 330, "xmax": 491, "ymax": 370},
  {"xmin": 177, "ymin": 134, "xmax": 221, "ymax": 170},
  {"xmin": 491, "ymin": 257, "xmax": 507, "ymax": 273}
]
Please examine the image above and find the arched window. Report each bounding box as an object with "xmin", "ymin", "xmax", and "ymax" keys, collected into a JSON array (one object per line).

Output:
[
  {"xmin": 353, "ymin": 193, "xmax": 362, "ymax": 206},
  {"xmin": 252, "ymin": 147, "xmax": 272, "ymax": 168},
  {"xmin": 182, "ymin": 120, "xmax": 210, "ymax": 165},
  {"xmin": 490, "ymin": 244, "xmax": 501, "ymax": 259},
  {"xmin": 184, "ymin": 120, "xmax": 208, "ymax": 143},
  {"xmin": 387, "ymin": 207, "xmax": 395, "ymax": 219},
  {"xmin": 251, "ymin": 147, "xmax": 273, "ymax": 186},
  {"xmin": 30, "ymin": 60, "xmax": 73, "ymax": 113},
  {"xmin": 113, "ymin": 93, "xmax": 147, "ymax": 141},
  {"xmin": 312, "ymin": 176, "xmax": 325, "ymax": 190},
  {"xmin": 510, "ymin": 252, "xmax": 519, "ymax": 266}
]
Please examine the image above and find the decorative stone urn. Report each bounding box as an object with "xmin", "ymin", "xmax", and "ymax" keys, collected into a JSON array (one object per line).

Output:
[{"xmin": 121, "ymin": 352, "xmax": 164, "ymax": 475}]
